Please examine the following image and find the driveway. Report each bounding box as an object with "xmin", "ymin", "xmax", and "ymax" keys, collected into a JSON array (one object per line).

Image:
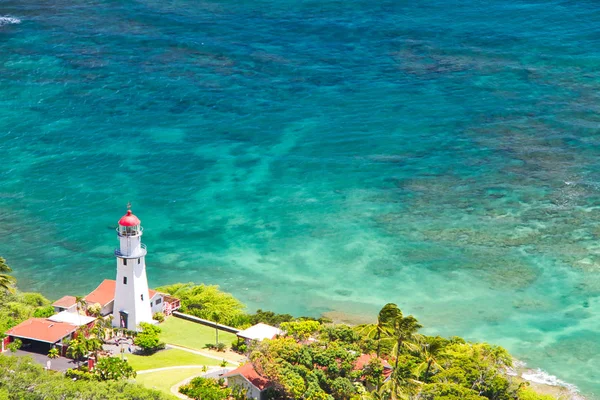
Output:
[{"xmin": 6, "ymin": 350, "xmax": 78, "ymax": 372}]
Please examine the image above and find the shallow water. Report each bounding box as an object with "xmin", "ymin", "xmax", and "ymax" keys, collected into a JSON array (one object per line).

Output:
[{"xmin": 1, "ymin": 0, "xmax": 600, "ymax": 396}]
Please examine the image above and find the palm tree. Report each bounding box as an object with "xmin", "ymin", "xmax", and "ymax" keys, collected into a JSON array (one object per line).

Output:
[
  {"xmin": 417, "ymin": 336, "xmax": 445, "ymax": 383},
  {"xmin": 65, "ymin": 338, "xmax": 88, "ymax": 366},
  {"xmin": 356, "ymin": 303, "xmax": 400, "ymax": 358},
  {"xmin": 0, "ymin": 257, "xmax": 16, "ymax": 294},
  {"xmin": 388, "ymin": 311, "xmax": 421, "ymax": 398},
  {"xmin": 75, "ymin": 296, "xmax": 87, "ymax": 315},
  {"xmin": 212, "ymin": 311, "xmax": 221, "ymax": 345},
  {"xmin": 87, "ymin": 337, "xmax": 103, "ymax": 359}
]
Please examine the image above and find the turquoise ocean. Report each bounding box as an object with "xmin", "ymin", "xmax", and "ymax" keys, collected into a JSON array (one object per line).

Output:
[{"xmin": 1, "ymin": 0, "xmax": 600, "ymax": 396}]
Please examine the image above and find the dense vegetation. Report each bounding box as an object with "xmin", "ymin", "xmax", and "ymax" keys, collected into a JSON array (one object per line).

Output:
[
  {"xmin": 0, "ymin": 257, "xmax": 53, "ymax": 335},
  {"xmin": 179, "ymin": 376, "xmax": 244, "ymax": 400},
  {"xmin": 247, "ymin": 305, "xmax": 554, "ymax": 400},
  {"xmin": 155, "ymin": 282, "xmax": 330, "ymax": 329},
  {"xmin": 0, "ymin": 354, "xmax": 169, "ymax": 399}
]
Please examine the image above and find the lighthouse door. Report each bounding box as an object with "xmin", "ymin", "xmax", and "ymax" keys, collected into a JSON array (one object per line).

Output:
[{"xmin": 119, "ymin": 311, "xmax": 129, "ymax": 330}]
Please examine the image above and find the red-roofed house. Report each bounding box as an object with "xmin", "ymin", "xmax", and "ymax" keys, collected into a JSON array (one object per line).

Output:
[
  {"xmin": 353, "ymin": 354, "xmax": 393, "ymax": 389},
  {"xmin": 83, "ymin": 279, "xmax": 178, "ymax": 318},
  {"xmin": 52, "ymin": 295, "xmax": 78, "ymax": 314},
  {"xmin": 85, "ymin": 279, "xmax": 116, "ymax": 316},
  {"xmin": 223, "ymin": 363, "xmax": 272, "ymax": 400},
  {"xmin": 4, "ymin": 318, "xmax": 83, "ymax": 355}
]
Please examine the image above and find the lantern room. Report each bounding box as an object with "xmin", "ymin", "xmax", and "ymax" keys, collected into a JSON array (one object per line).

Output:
[{"xmin": 118, "ymin": 209, "xmax": 142, "ymax": 237}]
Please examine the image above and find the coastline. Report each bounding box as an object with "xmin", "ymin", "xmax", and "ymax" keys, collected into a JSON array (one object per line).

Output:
[{"xmin": 323, "ymin": 310, "xmax": 586, "ymax": 400}]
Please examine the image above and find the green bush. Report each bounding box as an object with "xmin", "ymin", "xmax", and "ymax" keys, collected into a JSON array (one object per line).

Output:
[
  {"xmin": 152, "ymin": 312, "xmax": 165, "ymax": 323},
  {"xmin": 7, "ymin": 339, "xmax": 21, "ymax": 353},
  {"xmin": 134, "ymin": 323, "xmax": 165, "ymax": 354},
  {"xmin": 231, "ymin": 338, "xmax": 247, "ymax": 354},
  {"xmin": 179, "ymin": 377, "xmax": 231, "ymax": 400},
  {"xmin": 65, "ymin": 368, "xmax": 97, "ymax": 381},
  {"xmin": 33, "ymin": 305, "xmax": 56, "ymax": 318},
  {"xmin": 94, "ymin": 357, "xmax": 136, "ymax": 381},
  {"xmin": 48, "ymin": 347, "xmax": 59, "ymax": 359}
]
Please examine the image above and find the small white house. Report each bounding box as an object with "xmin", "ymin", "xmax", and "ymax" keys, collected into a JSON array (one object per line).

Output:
[
  {"xmin": 236, "ymin": 323, "xmax": 282, "ymax": 346},
  {"xmin": 224, "ymin": 363, "xmax": 271, "ymax": 400},
  {"xmin": 52, "ymin": 296, "xmax": 78, "ymax": 314}
]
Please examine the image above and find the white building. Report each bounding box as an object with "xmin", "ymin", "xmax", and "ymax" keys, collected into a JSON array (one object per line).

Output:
[
  {"xmin": 236, "ymin": 323, "xmax": 282, "ymax": 346},
  {"xmin": 112, "ymin": 206, "xmax": 154, "ymax": 330}
]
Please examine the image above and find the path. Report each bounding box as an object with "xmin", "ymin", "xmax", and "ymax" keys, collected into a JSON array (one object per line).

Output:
[
  {"xmin": 165, "ymin": 344, "xmax": 243, "ymax": 365},
  {"xmin": 137, "ymin": 365, "xmax": 209, "ymax": 374}
]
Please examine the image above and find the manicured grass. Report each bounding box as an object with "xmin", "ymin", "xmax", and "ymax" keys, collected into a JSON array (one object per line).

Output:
[
  {"xmin": 126, "ymin": 348, "xmax": 223, "ymax": 371},
  {"xmin": 136, "ymin": 367, "xmax": 207, "ymax": 398},
  {"xmin": 159, "ymin": 317, "xmax": 237, "ymax": 350}
]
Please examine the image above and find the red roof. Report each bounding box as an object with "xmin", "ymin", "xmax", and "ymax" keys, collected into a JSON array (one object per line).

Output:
[
  {"xmin": 354, "ymin": 354, "xmax": 393, "ymax": 380},
  {"xmin": 85, "ymin": 279, "xmax": 116, "ymax": 307},
  {"xmin": 118, "ymin": 210, "xmax": 140, "ymax": 227},
  {"xmin": 52, "ymin": 295, "xmax": 77, "ymax": 308},
  {"xmin": 223, "ymin": 363, "xmax": 271, "ymax": 391},
  {"xmin": 85, "ymin": 279, "xmax": 159, "ymax": 306},
  {"xmin": 6, "ymin": 318, "xmax": 78, "ymax": 343}
]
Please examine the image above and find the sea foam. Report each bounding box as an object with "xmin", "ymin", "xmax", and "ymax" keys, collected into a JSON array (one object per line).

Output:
[
  {"xmin": 0, "ymin": 16, "xmax": 21, "ymax": 26},
  {"xmin": 521, "ymin": 368, "xmax": 585, "ymax": 400}
]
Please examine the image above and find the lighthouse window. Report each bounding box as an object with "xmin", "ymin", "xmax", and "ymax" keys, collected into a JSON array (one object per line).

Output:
[
  {"xmin": 141, "ymin": 294, "xmax": 144, "ymax": 301},
  {"xmin": 123, "ymin": 277, "xmax": 127, "ymax": 285},
  {"xmin": 123, "ymin": 258, "xmax": 127, "ymax": 266},
  {"xmin": 138, "ymin": 258, "xmax": 140, "ymax": 264}
]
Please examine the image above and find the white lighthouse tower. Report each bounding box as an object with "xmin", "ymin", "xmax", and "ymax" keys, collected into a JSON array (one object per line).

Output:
[{"xmin": 112, "ymin": 205, "xmax": 153, "ymax": 330}]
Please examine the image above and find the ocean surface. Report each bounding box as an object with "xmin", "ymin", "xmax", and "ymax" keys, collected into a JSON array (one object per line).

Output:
[{"xmin": 1, "ymin": 0, "xmax": 600, "ymax": 396}]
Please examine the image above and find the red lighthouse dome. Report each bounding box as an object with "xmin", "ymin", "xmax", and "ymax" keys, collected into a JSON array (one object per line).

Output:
[{"xmin": 118, "ymin": 209, "xmax": 141, "ymax": 227}]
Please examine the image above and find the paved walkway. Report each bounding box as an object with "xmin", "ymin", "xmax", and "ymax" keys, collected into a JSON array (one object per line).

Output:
[{"xmin": 165, "ymin": 344, "xmax": 242, "ymax": 365}]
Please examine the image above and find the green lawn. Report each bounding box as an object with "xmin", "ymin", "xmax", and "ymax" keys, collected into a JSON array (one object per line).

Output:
[
  {"xmin": 126, "ymin": 348, "xmax": 223, "ymax": 371},
  {"xmin": 159, "ymin": 317, "xmax": 237, "ymax": 350},
  {"xmin": 136, "ymin": 367, "xmax": 207, "ymax": 398}
]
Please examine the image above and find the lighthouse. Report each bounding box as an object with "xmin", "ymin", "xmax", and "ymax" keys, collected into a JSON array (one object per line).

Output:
[{"xmin": 112, "ymin": 205, "xmax": 153, "ymax": 330}]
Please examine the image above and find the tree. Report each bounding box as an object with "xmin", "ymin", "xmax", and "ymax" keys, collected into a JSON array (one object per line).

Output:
[
  {"xmin": 33, "ymin": 305, "xmax": 55, "ymax": 318},
  {"xmin": 134, "ymin": 322, "xmax": 165, "ymax": 354},
  {"xmin": 0, "ymin": 257, "xmax": 15, "ymax": 294},
  {"xmin": 66, "ymin": 338, "xmax": 89, "ymax": 365},
  {"xmin": 94, "ymin": 357, "xmax": 136, "ymax": 381},
  {"xmin": 380, "ymin": 305, "xmax": 421, "ymax": 397},
  {"xmin": 48, "ymin": 347, "xmax": 59, "ymax": 359},
  {"xmin": 7, "ymin": 338, "xmax": 21, "ymax": 352},
  {"xmin": 417, "ymin": 336, "xmax": 446, "ymax": 383},
  {"xmin": 155, "ymin": 283, "xmax": 246, "ymax": 327},
  {"xmin": 330, "ymin": 377, "xmax": 356, "ymax": 400},
  {"xmin": 280, "ymin": 320, "xmax": 320, "ymax": 341},
  {"xmin": 179, "ymin": 377, "xmax": 231, "ymax": 400},
  {"xmin": 212, "ymin": 310, "xmax": 221, "ymax": 345}
]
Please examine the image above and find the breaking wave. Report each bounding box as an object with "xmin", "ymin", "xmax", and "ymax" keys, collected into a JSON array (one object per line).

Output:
[
  {"xmin": 0, "ymin": 16, "xmax": 21, "ymax": 26},
  {"xmin": 522, "ymin": 368, "xmax": 585, "ymax": 400}
]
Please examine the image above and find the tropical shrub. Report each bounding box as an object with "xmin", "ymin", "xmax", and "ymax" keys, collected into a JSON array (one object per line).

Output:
[
  {"xmin": 152, "ymin": 312, "xmax": 165, "ymax": 323},
  {"xmin": 134, "ymin": 323, "xmax": 165, "ymax": 354},
  {"xmin": 94, "ymin": 357, "xmax": 136, "ymax": 381},
  {"xmin": 155, "ymin": 283, "xmax": 246, "ymax": 327},
  {"xmin": 33, "ymin": 305, "xmax": 56, "ymax": 318},
  {"xmin": 7, "ymin": 339, "xmax": 21, "ymax": 352},
  {"xmin": 48, "ymin": 347, "xmax": 59, "ymax": 359},
  {"xmin": 179, "ymin": 377, "xmax": 231, "ymax": 400}
]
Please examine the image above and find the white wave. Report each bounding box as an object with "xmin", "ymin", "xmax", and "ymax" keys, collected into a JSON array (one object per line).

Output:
[
  {"xmin": 0, "ymin": 16, "xmax": 21, "ymax": 26},
  {"xmin": 521, "ymin": 368, "xmax": 585, "ymax": 399}
]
